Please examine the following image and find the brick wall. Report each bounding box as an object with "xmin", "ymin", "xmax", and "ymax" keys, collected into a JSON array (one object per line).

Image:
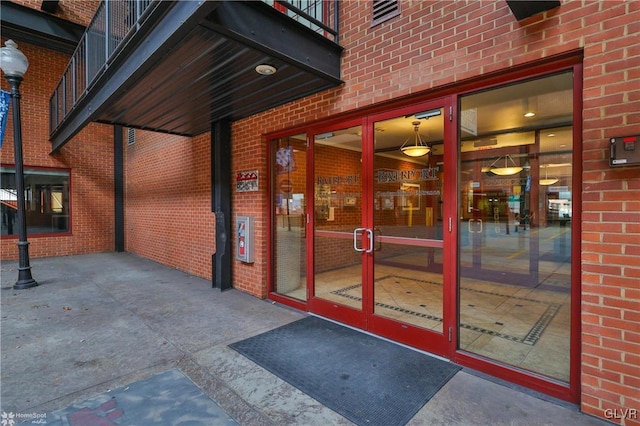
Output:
[
  {"xmin": 231, "ymin": 123, "xmax": 269, "ymax": 297},
  {"xmin": 124, "ymin": 130, "xmax": 215, "ymax": 281},
  {"xmin": 1, "ymin": 39, "xmax": 114, "ymax": 261},
  {"xmin": 6, "ymin": 0, "xmax": 635, "ymax": 421},
  {"xmin": 231, "ymin": 1, "xmax": 639, "ymax": 422},
  {"xmin": 580, "ymin": 0, "xmax": 640, "ymax": 419},
  {"xmin": 12, "ymin": 0, "xmax": 100, "ymax": 26}
]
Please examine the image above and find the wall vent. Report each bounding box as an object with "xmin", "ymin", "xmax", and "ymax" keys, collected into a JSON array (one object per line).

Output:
[
  {"xmin": 127, "ymin": 128, "xmax": 136, "ymax": 145},
  {"xmin": 372, "ymin": 0, "xmax": 400, "ymax": 26}
]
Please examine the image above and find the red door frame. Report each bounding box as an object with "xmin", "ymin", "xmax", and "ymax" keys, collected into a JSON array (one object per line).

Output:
[
  {"xmin": 362, "ymin": 98, "xmax": 456, "ymax": 358},
  {"xmin": 306, "ymin": 117, "xmax": 369, "ymax": 331},
  {"xmin": 300, "ymin": 98, "xmax": 457, "ymax": 358},
  {"xmin": 267, "ymin": 53, "xmax": 582, "ymax": 404}
]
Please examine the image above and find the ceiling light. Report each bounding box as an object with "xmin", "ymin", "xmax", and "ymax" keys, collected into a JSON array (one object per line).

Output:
[
  {"xmin": 540, "ymin": 165, "xmax": 559, "ymax": 186},
  {"xmin": 488, "ymin": 154, "xmax": 523, "ymax": 176},
  {"xmin": 540, "ymin": 177, "xmax": 559, "ymax": 185},
  {"xmin": 400, "ymin": 121, "xmax": 430, "ymax": 157},
  {"xmin": 522, "ymin": 98, "xmax": 536, "ymax": 118},
  {"xmin": 255, "ymin": 64, "xmax": 277, "ymax": 75}
]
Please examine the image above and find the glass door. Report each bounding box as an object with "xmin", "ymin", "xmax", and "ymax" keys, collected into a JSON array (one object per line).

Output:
[
  {"xmin": 308, "ymin": 101, "xmax": 454, "ymax": 356},
  {"xmin": 309, "ymin": 122, "xmax": 367, "ymax": 329},
  {"xmin": 367, "ymin": 101, "xmax": 453, "ymax": 356}
]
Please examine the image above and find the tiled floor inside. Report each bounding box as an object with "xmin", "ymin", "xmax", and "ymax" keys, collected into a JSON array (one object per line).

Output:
[{"xmin": 280, "ymin": 251, "xmax": 570, "ymax": 383}]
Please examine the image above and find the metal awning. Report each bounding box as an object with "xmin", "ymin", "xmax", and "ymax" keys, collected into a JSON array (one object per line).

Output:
[{"xmin": 49, "ymin": 1, "xmax": 343, "ymax": 152}]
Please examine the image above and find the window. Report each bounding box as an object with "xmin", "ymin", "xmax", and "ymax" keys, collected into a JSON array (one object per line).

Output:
[
  {"xmin": 458, "ymin": 71, "xmax": 574, "ymax": 382},
  {"xmin": 271, "ymin": 133, "xmax": 308, "ymax": 301},
  {"xmin": 1, "ymin": 167, "xmax": 70, "ymax": 236}
]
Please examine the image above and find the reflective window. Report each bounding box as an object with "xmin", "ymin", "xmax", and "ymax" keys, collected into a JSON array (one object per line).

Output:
[
  {"xmin": 373, "ymin": 110, "xmax": 445, "ymax": 332},
  {"xmin": 458, "ymin": 72, "xmax": 573, "ymax": 381},
  {"xmin": 272, "ymin": 134, "xmax": 308, "ymax": 300},
  {"xmin": 312, "ymin": 125, "xmax": 363, "ymax": 307},
  {"xmin": 1, "ymin": 167, "xmax": 70, "ymax": 236}
]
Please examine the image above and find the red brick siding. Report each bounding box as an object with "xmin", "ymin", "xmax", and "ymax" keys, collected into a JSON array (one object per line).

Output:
[
  {"xmin": 4, "ymin": 0, "xmax": 636, "ymax": 422},
  {"xmin": 231, "ymin": 125, "xmax": 269, "ymax": 297},
  {"xmin": 1, "ymin": 39, "xmax": 114, "ymax": 260},
  {"xmin": 11, "ymin": 0, "xmax": 100, "ymax": 26},
  {"xmin": 230, "ymin": 1, "xmax": 639, "ymax": 422},
  {"xmin": 124, "ymin": 130, "xmax": 214, "ymax": 281},
  {"xmin": 579, "ymin": 1, "xmax": 640, "ymax": 422}
]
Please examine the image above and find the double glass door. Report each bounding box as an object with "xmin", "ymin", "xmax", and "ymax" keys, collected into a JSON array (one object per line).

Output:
[
  {"xmin": 309, "ymin": 100, "xmax": 453, "ymax": 356},
  {"xmin": 272, "ymin": 70, "xmax": 576, "ymax": 397}
]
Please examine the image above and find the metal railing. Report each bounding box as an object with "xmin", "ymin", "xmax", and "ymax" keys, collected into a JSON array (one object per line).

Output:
[
  {"xmin": 49, "ymin": 0, "xmax": 340, "ymax": 137},
  {"xmin": 273, "ymin": 0, "xmax": 339, "ymax": 43},
  {"xmin": 49, "ymin": 0, "xmax": 156, "ymax": 135}
]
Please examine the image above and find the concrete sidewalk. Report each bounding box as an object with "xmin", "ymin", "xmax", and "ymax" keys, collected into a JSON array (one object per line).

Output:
[{"xmin": 1, "ymin": 253, "xmax": 609, "ymax": 425}]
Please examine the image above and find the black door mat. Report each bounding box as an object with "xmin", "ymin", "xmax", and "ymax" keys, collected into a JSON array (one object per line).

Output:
[{"xmin": 229, "ymin": 316, "xmax": 460, "ymax": 426}]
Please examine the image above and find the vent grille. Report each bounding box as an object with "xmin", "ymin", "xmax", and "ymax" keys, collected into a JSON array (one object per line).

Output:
[
  {"xmin": 127, "ymin": 128, "xmax": 136, "ymax": 145},
  {"xmin": 372, "ymin": 0, "xmax": 400, "ymax": 26}
]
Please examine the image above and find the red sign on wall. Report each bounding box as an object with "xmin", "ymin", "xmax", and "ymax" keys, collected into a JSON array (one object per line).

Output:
[{"xmin": 236, "ymin": 170, "xmax": 259, "ymax": 192}]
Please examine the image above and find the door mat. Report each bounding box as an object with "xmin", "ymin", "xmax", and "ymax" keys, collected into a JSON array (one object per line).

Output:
[
  {"xmin": 17, "ymin": 369, "xmax": 237, "ymax": 425},
  {"xmin": 229, "ymin": 316, "xmax": 460, "ymax": 426}
]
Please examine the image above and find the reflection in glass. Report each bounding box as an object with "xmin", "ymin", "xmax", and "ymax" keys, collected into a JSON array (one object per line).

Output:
[
  {"xmin": 372, "ymin": 111, "xmax": 445, "ymax": 332},
  {"xmin": 1, "ymin": 167, "xmax": 70, "ymax": 235},
  {"xmin": 458, "ymin": 72, "xmax": 573, "ymax": 382},
  {"xmin": 273, "ymin": 134, "xmax": 307, "ymax": 300},
  {"xmin": 313, "ymin": 126, "xmax": 363, "ymax": 307}
]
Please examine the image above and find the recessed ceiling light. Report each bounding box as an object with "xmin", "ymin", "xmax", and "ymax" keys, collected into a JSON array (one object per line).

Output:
[
  {"xmin": 524, "ymin": 112, "xmax": 536, "ymax": 118},
  {"xmin": 255, "ymin": 64, "xmax": 277, "ymax": 75},
  {"xmin": 547, "ymin": 133, "xmax": 555, "ymax": 137}
]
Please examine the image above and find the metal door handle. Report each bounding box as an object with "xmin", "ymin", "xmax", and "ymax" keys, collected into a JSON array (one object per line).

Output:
[
  {"xmin": 365, "ymin": 228, "xmax": 374, "ymax": 253},
  {"xmin": 353, "ymin": 228, "xmax": 366, "ymax": 252},
  {"xmin": 373, "ymin": 228, "xmax": 382, "ymax": 251}
]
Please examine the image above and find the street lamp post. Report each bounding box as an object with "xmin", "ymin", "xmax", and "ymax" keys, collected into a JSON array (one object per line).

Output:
[{"xmin": 1, "ymin": 39, "xmax": 38, "ymax": 290}]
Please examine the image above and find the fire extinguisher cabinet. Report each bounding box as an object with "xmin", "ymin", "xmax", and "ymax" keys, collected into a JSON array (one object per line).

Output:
[{"xmin": 236, "ymin": 216, "xmax": 254, "ymax": 263}]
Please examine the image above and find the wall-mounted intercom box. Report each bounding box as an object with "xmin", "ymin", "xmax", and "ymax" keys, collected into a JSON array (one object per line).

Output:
[
  {"xmin": 236, "ymin": 216, "xmax": 254, "ymax": 263},
  {"xmin": 610, "ymin": 135, "xmax": 640, "ymax": 167}
]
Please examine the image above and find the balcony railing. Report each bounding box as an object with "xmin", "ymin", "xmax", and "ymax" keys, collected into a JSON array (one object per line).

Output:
[{"xmin": 49, "ymin": 0, "xmax": 339, "ymax": 137}]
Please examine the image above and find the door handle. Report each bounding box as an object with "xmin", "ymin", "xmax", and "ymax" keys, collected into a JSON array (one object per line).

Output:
[
  {"xmin": 353, "ymin": 227, "xmax": 366, "ymax": 252},
  {"xmin": 372, "ymin": 228, "xmax": 382, "ymax": 252},
  {"xmin": 365, "ymin": 228, "xmax": 374, "ymax": 253},
  {"xmin": 468, "ymin": 219, "xmax": 483, "ymax": 234}
]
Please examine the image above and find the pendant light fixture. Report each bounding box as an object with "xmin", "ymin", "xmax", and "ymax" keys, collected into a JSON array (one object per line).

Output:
[
  {"xmin": 400, "ymin": 121, "xmax": 430, "ymax": 157},
  {"xmin": 488, "ymin": 154, "xmax": 523, "ymax": 176},
  {"xmin": 540, "ymin": 165, "xmax": 559, "ymax": 186}
]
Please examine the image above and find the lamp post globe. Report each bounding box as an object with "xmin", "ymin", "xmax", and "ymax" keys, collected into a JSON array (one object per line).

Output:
[{"xmin": 1, "ymin": 39, "xmax": 38, "ymax": 290}]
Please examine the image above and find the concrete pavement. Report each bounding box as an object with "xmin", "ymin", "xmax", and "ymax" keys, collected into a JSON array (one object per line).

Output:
[{"xmin": 1, "ymin": 253, "xmax": 610, "ymax": 425}]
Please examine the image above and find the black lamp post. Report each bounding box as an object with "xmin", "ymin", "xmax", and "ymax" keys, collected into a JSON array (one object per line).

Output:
[{"xmin": 1, "ymin": 39, "xmax": 38, "ymax": 290}]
